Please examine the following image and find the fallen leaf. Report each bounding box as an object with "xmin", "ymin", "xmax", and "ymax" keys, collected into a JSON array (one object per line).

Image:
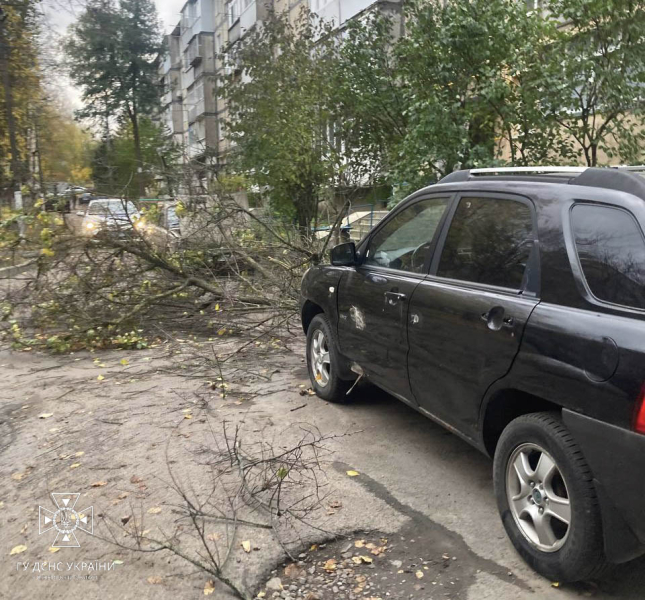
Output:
[
  {"xmin": 97, "ymin": 375, "xmax": 105, "ymax": 381},
  {"xmin": 120, "ymin": 358, "xmax": 129, "ymax": 366},
  {"xmin": 241, "ymin": 540, "xmax": 251, "ymax": 553},
  {"xmin": 323, "ymin": 558, "xmax": 337, "ymax": 572},
  {"xmin": 11, "ymin": 472, "xmax": 26, "ymax": 481},
  {"xmin": 70, "ymin": 463, "xmax": 81, "ymax": 469},
  {"xmin": 328, "ymin": 500, "xmax": 342, "ymax": 509},
  {"xmin": 130, "ymin": 475, "xmax": 143, "ymax": 483},
  {"xmin": 49, "ymin": 428, "xmax": 60, "ymax": 433},
  {"xmin": 359, "ymin": 556, "xmax": 373, "ymax": 564},
  {"xmin": 10, "ymin": 545, "xmax": 27, "ymax": 556},
  {"xmin": 551, "ymin": 582, "xmax": 561, "ymax": 588},
  {"xmin": 370, "ymin": 546, "xmax": 386, "ymax": 556},
  {"xmin": 184, "ymin": 414, "xmax": 192, "ymax": 420},
  {"xmin": 48, "ymin": 547, "xmax": 60, "ymax": 553},
  {"xmin": 309, "ymin": 544, "xmax": 318, "ymax": 551},
  {"xmin": 416, "ymin": 571, "xmax": 424, "ymax": 579},
  {"xmin": 204, "ymin": 580, "xmax": 216, "ymax": 595},
  {"xmin": 346, "ymin": 470, "xmax": 359, "ymax": 477},
  {"xmin": 284, "ymin": 563, "xmax": 305, "ymax": 579},
  {"xmin": 351, "ymin": 556, "xmax": 362, "ymax": 565},
  {"xmin": 147, "ymin": 576, "xmax": 163, "ymax": 585},
  {"xmin": 147, "ymin": 507, "xmax": 162, "ymax": 514},
  {"xmin": 74, "ymin": 451, "xmax": 84, "ymax": 457},
  {"xmin": 117, "ymin": 492, "xmax": 129, "ymax": 499},
  {"xmin": 207, "ymin": 533, "xmax": 220, "ymax": 542},
  {"xmin": 112, "ymin": 560, "xmax": 124, "ymax": 565},
  {"xmin": 354, "ymin": 540, "xmax": 365, "ymax": 548},
  {"xmin": 91, "ymin": 481, "xmax": 107, "ymax": 487},
  {"xmin": 38, "ymin": 413, "xmax": 53, "ymax": 419}
]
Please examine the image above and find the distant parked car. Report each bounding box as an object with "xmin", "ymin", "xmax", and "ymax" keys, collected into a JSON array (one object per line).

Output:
[
  {"xmin": 79, "ymin": 199, "xmax": 144, "ymax": 236},
  {"xmin": 301, "ymin": 165, "xmax": 645, "ymax": 583}
]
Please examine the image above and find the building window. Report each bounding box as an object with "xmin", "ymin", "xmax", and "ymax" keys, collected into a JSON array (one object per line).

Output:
[{"xmin": 228, "ymin": 0, "xmax": 240, "ymax": 27}]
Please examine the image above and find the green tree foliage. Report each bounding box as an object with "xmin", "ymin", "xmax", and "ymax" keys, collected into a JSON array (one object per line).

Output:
[
  {"xmin": 65, "ymin": 0, "xmax": 164, "ymax": 196},
  {"xmin": 91, "ymin": 118, "xmax": 178, "ymax": 197},
  {"xmin": 38, "ymin": 104, "xmax": 94, "ymax": 185},
  {"xmin": 541, "ymin": 0, "xmax": 645, "ymax": 166},
  {"xmin": 223, "ymin": 11, "xmax": 340, "ymax": 234},
  {"xmin": 0, "ymin": 0, "xmax": 41, "ymax": 195}
]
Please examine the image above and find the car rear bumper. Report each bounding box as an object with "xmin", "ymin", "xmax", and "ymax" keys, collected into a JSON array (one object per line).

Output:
[{"xmin": 563, "ymin": 409, "xmax": 645, "ymax": 563}]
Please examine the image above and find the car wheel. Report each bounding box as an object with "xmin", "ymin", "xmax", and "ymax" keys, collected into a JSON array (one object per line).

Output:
[
  {"xmin": 306, "ymin": 314, "xmax": 352, "ymax": 403},
  {"xmin": 493, "ymin": 412, "xmax": 608, "ymax": 582}
]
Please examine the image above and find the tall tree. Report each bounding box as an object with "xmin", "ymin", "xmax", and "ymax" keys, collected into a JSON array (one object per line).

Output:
[
  {"xmin": 223, "ymin": 11, "xmax": 341, "ymax": 234},
  {"xmin": 0, "ymin": 0, "xmax": 41, "ymax": 200},
  {"xmin": 540, "ymin": 0, "xmax": 645, "ymax": 166},
  {"xmin": 65, "ymin": 0, "xmax": 163, "ymax": 197}
]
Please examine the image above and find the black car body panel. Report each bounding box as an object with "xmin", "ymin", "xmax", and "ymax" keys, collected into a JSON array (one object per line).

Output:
[{"xmin": 300, "ymin": 168, "xmax": 645, "ymax": 563}]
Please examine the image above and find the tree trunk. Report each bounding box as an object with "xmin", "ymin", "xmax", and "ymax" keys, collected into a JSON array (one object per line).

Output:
[{"xmin": 130, "ymin": 109, "xmax": 145, "ymax": 198}]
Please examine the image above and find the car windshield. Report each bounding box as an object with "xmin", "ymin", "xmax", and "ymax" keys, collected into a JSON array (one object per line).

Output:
[{"xmin": 88, "ymin": 200, "xmax": 137, "ymax": 216}]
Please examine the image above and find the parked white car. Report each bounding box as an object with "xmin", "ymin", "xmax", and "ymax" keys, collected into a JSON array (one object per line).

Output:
[{"xmin": 78, "ymin": 199, "xmax": 145, "ymax": 236}]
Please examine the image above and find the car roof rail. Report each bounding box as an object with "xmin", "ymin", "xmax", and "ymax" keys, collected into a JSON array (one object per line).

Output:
[{"xmin": 437, "ymin": 165, "xmax": 645, "ymax": 201}]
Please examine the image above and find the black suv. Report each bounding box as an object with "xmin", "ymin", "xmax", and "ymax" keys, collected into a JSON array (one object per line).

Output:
[{"xmin": 300, "ymin": 167, "xmax": 645, "ymax": 582}]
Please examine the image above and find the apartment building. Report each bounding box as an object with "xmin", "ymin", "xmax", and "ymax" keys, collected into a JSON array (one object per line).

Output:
[{"xmin": 159, "ymin": 0, "xmax": 403, "ymax": 174}]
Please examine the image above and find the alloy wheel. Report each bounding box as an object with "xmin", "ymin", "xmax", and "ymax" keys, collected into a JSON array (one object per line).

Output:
[
  {"xmin": 310, "ymin": 329, "xmax": 331, "ymax": 388},
  {"xmin": 506, "ymin": 443, "xmax": 571, "ymax": 552}
]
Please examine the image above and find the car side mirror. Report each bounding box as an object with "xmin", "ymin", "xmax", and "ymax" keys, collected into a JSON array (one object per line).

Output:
[{"xmin": 330, "ymin": 242, "xmax": 357, "ymax": 266}]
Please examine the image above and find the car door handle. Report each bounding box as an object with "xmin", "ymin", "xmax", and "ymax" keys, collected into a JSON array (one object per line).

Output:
[
  {"xmin": 385, "ymin": 291, "xmax": 407, "ymax": 305},
  {"xmin": 481, "ymin": 306, "xmax": 513, "ymax": 331}
]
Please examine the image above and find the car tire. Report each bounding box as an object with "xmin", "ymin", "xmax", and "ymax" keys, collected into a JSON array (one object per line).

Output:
[
  {"xmin": 493, "ymin": 412, "xmax": 608, "ymax": 582},
  {"xmin": 306, "ymin": 314, "xmax": 352, "ymax": 403}
]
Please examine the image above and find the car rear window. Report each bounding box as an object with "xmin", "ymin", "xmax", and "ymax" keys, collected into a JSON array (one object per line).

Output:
[
  {"xmin": 571, "ymin": 204, "xmax": 645, "ymax": 309},
  {"xmin": 437, "ymin": 197, "xmax": 534, "ymax": 290}
]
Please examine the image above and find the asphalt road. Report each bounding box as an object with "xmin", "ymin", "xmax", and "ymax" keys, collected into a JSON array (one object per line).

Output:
[{"xmin": 301, "ymin": 373, "xmax": 645, "ymax": 599}]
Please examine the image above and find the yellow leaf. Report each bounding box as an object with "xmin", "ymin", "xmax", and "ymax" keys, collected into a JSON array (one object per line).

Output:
[
  {"xmin": 204, "ymin": 580, "xmax": 216, "ymax": 595},
  {"xmin": 354, "ymin": 540, "xmax": 365, "ymax": 548},
  {"xmin": 416, "ymin": 571, "xmax": 424, "ymax": 579},
  {"xmin": 217, "ymin": 328, "xmax": 226, "ymax": 336},
  {"xmin": 97, "ymin": 375, "xmax": 105, "ymax": 381},
  {"xmin": 48, "ymin": 547, "xmax": 60, "ymax": 553},
  {"xmin": 10, "ymin": 545, "xmax": 27, "ymax": 555},
  {"xmin": 309, "ymin": 544, "xmax": 318, "ymax": 551},
  {"xmin": 360, "ymin": 556, "xmax": 373, "ymax": 564},
  {"xmin": 120, "ymin": 358, "xmax": 129, "ymax": 366},
  {"xmin": 241, "ymin": 540, "xmax": 251, "ymax": 553},
  {"xmin": 38, "ymin": 413, "xmax": 53, "ymax": 419},
  {"xmin": 346, "ymin": 470, "xmax": 359, "ymax": 477},
  {"xmin": 74, "ymin": 451, "xmax": 84, "ymax": 457},
  {"xmin": 214, "ymin": 304, "xmax": 220, "ymax": 311},
  {"xmin": 70, "ymin": 463, "xmax": 81, "ymax": 469},
  {"xmin": 323, "ymin": 558, "xmax": 337, "ymax": 572},
  {"xmin": 147, "ymin": 576, "xmax": 163, "ymax": 585},
  {"xmin": 551, "ymin": 582, "xmax": 561, "ymax": 588},
  {"xmin": 147, "ymin": 507, "xmax": 162, "ymax": 514},
  {"xmin": 352, "ymin": 556, "xmax": 362, "ymax": 564},
  {"xmin": 184, "ymin": 414, "xmax": 192, "ymax": 420}
]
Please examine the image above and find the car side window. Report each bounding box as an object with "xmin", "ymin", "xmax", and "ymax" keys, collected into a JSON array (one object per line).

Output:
[
  {"xmin": 437, "ymin": 196, "xmax": 534, "ymax": 290},
  {"xmin": 571, "ymin": 204, "xmax": 645, "ymax": 310},
  {"xmin": 364, "ymin": 197, "xmax": 450, "ymax": 273}
]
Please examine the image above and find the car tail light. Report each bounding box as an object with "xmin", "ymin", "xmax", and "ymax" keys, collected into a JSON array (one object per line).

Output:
[{"xmin": 634, "ymin": 385, "xmax": 645, "ymax": 434}]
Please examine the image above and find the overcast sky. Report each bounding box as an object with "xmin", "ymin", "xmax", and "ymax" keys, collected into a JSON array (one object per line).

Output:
[{"xmin": 44, "ymin": 0, "xmax": 187, "ymax": 110}]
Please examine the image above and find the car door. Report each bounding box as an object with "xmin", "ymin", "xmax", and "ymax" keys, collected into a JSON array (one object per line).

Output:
[
  {"xmin": 407, "ymin": 193, "xmax": 540, "ymax": 437},
  {"xmin": 337, "ymin": 195, "xmax": 452, "ymax": 403}
]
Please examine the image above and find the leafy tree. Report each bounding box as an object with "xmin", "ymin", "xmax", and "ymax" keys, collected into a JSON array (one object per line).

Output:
[
  {"xmin": 0, "ymin": 0, "xmax": 41, "ymax": 198},
  {"xmin": 91, "ymin": 118, "xmax": 178, "ymax": 197},
  {"xmin": 540, "ymin": 0, "xmax": 645, "ymax": 166},
  {"xmin": 223, "ymin": 11, "xmax": 341, "ymax": 234},
  {"xmin": 38, "ymin": 103, "xmax": 94, "ymax": 186},
  {"xmin": 65, "ymin": 0, "xmax": 163, "ymax": 197}
]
